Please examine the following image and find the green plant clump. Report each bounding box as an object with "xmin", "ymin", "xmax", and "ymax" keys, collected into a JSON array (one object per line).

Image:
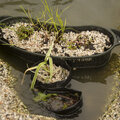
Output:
[
  {"xmin": 16, "ymin": 25, "xmax": 34, "ymax": 40},
  {"xmin": 20, "ymin": 0, "xmax": 67, "ymax": 43},
  {"xmin": 34, "ymin": 92, "xmax": 57, "ymax": 102}
]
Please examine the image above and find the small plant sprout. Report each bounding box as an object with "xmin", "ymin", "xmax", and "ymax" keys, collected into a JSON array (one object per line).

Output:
[{"xmin": 16, "ymin": 25, "xmax": 34, "ymax": 40}]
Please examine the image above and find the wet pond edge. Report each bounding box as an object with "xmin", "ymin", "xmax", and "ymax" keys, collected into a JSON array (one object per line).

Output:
[
  {"xmin": 0, "ymin": 59, "xmax": 55, "ymax": 120},
  {"xmin": 0, "ymin": 59, "xmax": 119, "ymax": 120}
]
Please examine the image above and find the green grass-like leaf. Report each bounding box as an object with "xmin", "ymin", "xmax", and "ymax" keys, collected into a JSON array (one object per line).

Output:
[
  {"xmin": 48, "ymin": 57, "xmax": 53, "ymax": 81},
  {"xmin": 20, "ymin": 6, "xmax": 34, "ymax": 25},
  {"xmin": 45, "ymin": 41, "xmax": 54, "ymax": 61},
  {"xmin": 22, "ymin": 41, "xmax": 54, "ymax": 89},
  {"xmin": 21, "ymin": 65, "xmax": 38, "ymax": 85},
  {"xmin": 31, "ymin": 61, "xmax": 46, "ymax": 89}
]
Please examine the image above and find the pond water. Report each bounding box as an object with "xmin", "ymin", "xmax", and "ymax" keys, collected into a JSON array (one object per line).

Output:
[
  {"xmin": 0, "ymin": 0, "xmax": 120, "ymax": 28},
  {"xmin": 0, "ymin": 0, "xmax": 120, "ymax": 120}
]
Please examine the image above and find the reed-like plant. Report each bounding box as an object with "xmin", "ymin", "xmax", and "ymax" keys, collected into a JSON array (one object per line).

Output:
[
  {"xmin": 21, "ymin": 41, "xmax": 54, "ymax": 89},
  {"xmin": 41, "ymin": 0, "xmax": 67, "ymax": 42},
  {"xmin": 20, "ymin": 0, "xmax": 67, "ymax": 43},
  {"xmin": 20, "ymin": 6, "xmax": 34, "ymax": 25}
]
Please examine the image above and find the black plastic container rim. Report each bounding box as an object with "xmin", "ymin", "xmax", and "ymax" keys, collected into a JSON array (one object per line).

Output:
[
  {"xmin": 0, "ymin": 16, "xmax": 120, "ymax": 59},
  {"xmin": 0, "ymin": 16, "xmax": 13, "ymax": 21}
]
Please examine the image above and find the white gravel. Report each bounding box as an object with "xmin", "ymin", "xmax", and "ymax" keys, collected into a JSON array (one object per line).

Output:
[
  {"xmin": 35, "ymin": 64, "xmax": 69, "ymax": 84},
  {"xmin": 0, "ymin": 60, "xmax": 55, "ymax": 120},
  {"xmin": 98, "ymin": 56, "xmax": 120, "ymax": 120},
  {"xmin": 2, "ymin": 22, "xmax": 111, "ymax": 57}
]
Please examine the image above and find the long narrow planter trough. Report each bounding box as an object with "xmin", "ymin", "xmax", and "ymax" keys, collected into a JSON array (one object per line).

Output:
[{"xmin": 0, "ymin": 16, "xmax": 120, "ymax": 68}]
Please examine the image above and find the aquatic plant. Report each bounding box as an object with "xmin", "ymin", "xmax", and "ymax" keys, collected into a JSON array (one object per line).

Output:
[
  {"xmin": 20, "ymin": 0, "xmax": 67, "ymax": 43},
  {"xmin": 40, "ymin": 0, "xmax": 67, "ymax": 41},
  {"xmin": 22, "ymin": 41, "xmax": 54, "ymax": 89},
  {"xmin": 20, "ymin": 1, "xmax": 69, "ymax": 88},
  {"xmin": 34, "ymin": 92, "xmax": 57, "ymax": 102},
  {"xmin": 20, "ymin": 6, "xmax": 34, "ymax": 25},
  {"xmin": 16, "ymin": 25, "xmax": 34, "ymax": 40}
]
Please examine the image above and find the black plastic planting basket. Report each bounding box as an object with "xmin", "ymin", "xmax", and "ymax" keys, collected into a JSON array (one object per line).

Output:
[
  {"xmin": 31, "ymin": 60, "xmax": 72, "ymax": 90},
  {"xmin": 0, "ymin": 16, "xmax": 120, "ymax": 68},
  {"xmin": 45, "ymin": 88, "xmax": 83, "ymax": 118}
]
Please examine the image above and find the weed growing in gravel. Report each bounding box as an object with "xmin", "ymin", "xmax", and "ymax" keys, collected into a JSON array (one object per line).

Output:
[{"xmin": 16, "ymin": 25, "xmax": 34, "ymax": 40}]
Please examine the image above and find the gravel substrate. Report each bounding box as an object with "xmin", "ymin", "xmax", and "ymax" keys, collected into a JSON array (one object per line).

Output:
[
  {"xmin": 98, "ymin": 76, "xmax": 120, "ymax": 120},
  {"xmin": 36, "ymin": 64, "xmax": 69, "ymax": 83},
  {"xmin": 98, "ymin": 55, "xmax": 120, "ymax": 120},
  {"xmin": 0, "ymin": 59, "xmax": 55, "ymax": 120},
  {"xmin": 2, "ymin": 22, "xmax": 111, "ymax": 57}
]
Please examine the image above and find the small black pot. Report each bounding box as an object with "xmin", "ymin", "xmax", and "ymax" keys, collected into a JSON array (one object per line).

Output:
[
  {"xmin": 30, "ymin": 60, "xmax": 72, "ymax": 90},
  {"xmin": 44, "ymin": 88, "xmax": 83, "ymax": 118}
]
